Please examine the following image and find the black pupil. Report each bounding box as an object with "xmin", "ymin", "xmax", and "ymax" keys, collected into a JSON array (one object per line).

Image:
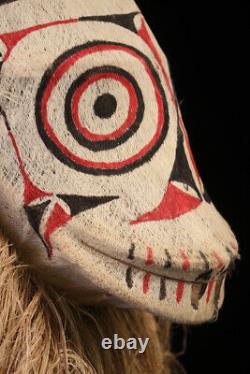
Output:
[{"xmin": 94, "ymin": 93, "xmax": 117, "ymax": 119}]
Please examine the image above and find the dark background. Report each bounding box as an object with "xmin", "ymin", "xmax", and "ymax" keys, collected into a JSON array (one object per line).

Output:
[
  {"xmin": 136, "ymin": 2, "xmax": 248, "ymax": 374},
  {"xmin": 0, "ymin": 1, "xmax": 247, "ymax": 372}
]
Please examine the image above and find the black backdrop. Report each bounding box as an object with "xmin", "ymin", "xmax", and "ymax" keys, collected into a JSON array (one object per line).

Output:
[
  {"xmin": 0, "ymin": 1, "xmax": 248, "ymax": 372},
  {"xmin": 135, "ymin": 2, "xmax": 248, "ymax": 374}
]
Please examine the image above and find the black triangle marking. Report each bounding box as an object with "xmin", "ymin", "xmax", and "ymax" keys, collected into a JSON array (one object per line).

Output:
[
  {"xmin": 203, "ymin": 188, "xmax": 212, "ymax": 203},
  {"xmin": 170, "ymin": 127, "xmax": 202, "ymax": 199},
  {"xmin": 79, "ymin": 12, "xmax": 139, "ymax": 33},
  {"xmin": 24, "ymin": 200, "xmax": 51, "ymax": 234},
  {"xmin": 57, "ymin": 194, "xmax": 119, "ymax": 217}
]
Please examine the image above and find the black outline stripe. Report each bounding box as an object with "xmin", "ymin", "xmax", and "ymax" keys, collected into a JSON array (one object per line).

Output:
[
  {"xmin": 164, "ymin": 249, "xmax": 172, "ymax": 268},
  {"xmin": 159, "ymin": 277, "xmax": 167, "ymax": 300},
  {"xmin": 127, "ymin": 243, "xmax": 135, "ymax": 260},
  {"xmin": 125, "ymin": 266, "xmax": 133, "ymax": 289},
  {"xmin": 0, "ymin": 106, "xmax": 11, "ymax": 130}
]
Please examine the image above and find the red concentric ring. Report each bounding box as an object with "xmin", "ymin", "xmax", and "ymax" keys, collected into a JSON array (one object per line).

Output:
[
  {"xmin": 36, "ymin": 41, "xmax": 169, "ymax": 175},
  {"xmin": 71, "ymin": 72, "xmax": 138, "ymax": 141}
]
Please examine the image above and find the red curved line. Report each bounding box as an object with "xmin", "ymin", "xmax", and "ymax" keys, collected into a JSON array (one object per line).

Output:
[
  {"xmin": 0, "ymin": 19, "xmax": 78, "ymax": 61},
  {"xmin": 137, "ymin": 17, "xmax": 202, "ymax": 187}
]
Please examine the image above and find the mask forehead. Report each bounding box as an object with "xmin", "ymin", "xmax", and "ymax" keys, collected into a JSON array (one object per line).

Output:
[{"xmin": 0, "ymin": 0, "xmax": 239, "ymax": 324}]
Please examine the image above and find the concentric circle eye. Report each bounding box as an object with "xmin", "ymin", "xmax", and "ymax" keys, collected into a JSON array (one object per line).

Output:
[
  {"xmin": 64, "ymin": 65, "xmax": 144, "ymax": 151},
  {"xmin": 0, "ymin": 39, "xmax": 7, "ymax": 62},
  {"xmin": 36, "ymin": 41, "xmax": 169, "ymax": 175}
]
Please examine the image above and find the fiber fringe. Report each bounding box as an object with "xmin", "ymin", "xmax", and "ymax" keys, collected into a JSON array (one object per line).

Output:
[{"xmin": 0, "ymin": 231, "xmax": 185, "ymax": 373}]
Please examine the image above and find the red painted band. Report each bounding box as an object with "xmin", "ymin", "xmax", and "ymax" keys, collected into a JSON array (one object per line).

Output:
[{"xmin": 137, "ymin": 17, "xmax": 202, "ymax": 188}]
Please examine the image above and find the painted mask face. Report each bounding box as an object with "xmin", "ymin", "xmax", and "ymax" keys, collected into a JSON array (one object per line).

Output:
[{"xmin": 0, "ymin": 0, "xmax": 239, "ymax": 323}]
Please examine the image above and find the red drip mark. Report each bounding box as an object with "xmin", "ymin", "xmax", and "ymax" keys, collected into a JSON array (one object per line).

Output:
[
  {"xmin": 131, "ymin": 182, "xmax": 201, "ymax": 224},
  {"xmin": 146, "ymin": 246, "xmax": 154, "ymax": 265},
  {"xmin": 137, "ymin": 17, "xmax": 202, "ymax": 187},
  {"xmin": 206, "ymin": 279, "xmax": 215, "ymax": 303},
  {"xmin": 143, "ymin": 273, "xmax": 151, "ymax": 294},
  {"xmin": 8, "ymin": 132, "xmax": 52, "ymax": 205},
  {"xmin": 0, "ymin": 18, "xmax": 78, "ymax": 61},
  {"xmin": 176, "ymin": 250, "xmax": 189, "ymax": 303},
  {"xmin": 143, "ymin": 247, "xmax": 155, "ymax": 294},
  {"xmin": 180, "ymin": 249, "xmax": 190, "ymax": 271},
  {"xmin": 176, "ymin": 281, "xmax": 185, "ymax": 303},
  {"xmin": 44, "ymin": 203, "xmax": 71, "ymax": 257},
  {"xmin": 213, "ymin": 251, "xmax": 224, "ymax": 269}
]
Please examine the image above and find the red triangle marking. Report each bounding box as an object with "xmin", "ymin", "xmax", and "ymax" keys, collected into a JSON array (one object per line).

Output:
[
  {"xmin": 44, "ymin": 203, "xmax": 71, "ymax": 257},
  {"xmin": 131, "ymin": 183, "xmax": 201, "ymax": 224}
]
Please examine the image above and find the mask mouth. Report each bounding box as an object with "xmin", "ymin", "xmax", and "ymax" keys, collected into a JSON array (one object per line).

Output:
[
  {"xmin": 49, "ymin": 229, "xmax": 238, "ymax": 323},
  {"xmin": 77, "ymin": 231, "xmax": 239, "ymax": 286},
  {"xmin": 123, "ymin": 254, "xmax": 229, "ymax": 311}
]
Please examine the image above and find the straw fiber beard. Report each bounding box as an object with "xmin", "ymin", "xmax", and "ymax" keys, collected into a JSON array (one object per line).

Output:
[{"xmin": 0, "ymin": 0, "xmax": 239, "ymax": 323}]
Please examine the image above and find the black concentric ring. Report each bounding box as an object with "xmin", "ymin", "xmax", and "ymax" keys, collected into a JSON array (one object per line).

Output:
[
  {"xmin": 64, "ymin": 65, "xmax": 144, "ymax": 151},
  {"xmin": 35, "ymin": 41, "xmax": 169, "ymax": 175}
]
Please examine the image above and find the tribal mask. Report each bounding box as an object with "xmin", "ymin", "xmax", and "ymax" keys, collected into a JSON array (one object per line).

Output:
[{"xmin": 0, "ymin": 0, "xmax": 239, "ymax": 323}]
